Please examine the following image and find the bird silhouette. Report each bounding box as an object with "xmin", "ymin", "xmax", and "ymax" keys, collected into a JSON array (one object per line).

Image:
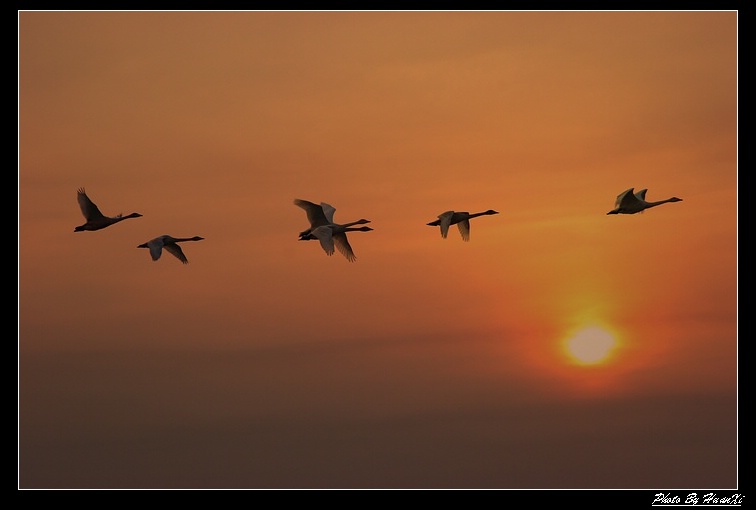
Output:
[
  {"xmin": 299, "ymin": 224, "xmax": 373, "ymax": 262},
  {"xmin": 294, "ymin": 199, "xmax": 372, "ymax": 261},
  {"xmin": 137, "ymin": 235, "xmax": 204, "ymax": 264},
  {"xmin": 74, "ymin": 188, "xmax": 143, "ymax": 232},
  {"xmin": 427, "ymin": 209, "xmax": 499, "ymax": 241},
  {"xmin": 606, "ymin": 188, "xmax": 682, "ymax": 215}
]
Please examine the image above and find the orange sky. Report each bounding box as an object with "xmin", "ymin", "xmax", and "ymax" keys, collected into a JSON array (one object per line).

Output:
[{"xmin": 19, "ymin": 11, "xmax": 737, "ymax": 489}]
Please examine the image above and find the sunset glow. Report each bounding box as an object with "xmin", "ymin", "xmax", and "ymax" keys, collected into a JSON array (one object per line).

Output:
[
  {"xmin": 564, "ymin": 326, "xmax": 618, "ymax": 365},
  {"xmin": 19, "ymin": 11, "xmax": 737, "ymax": 489}
]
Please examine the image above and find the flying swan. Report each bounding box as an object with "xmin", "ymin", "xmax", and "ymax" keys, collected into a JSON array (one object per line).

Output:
[
  {"xmin": 74, "ymin": 188, "xmax": 143, "ymax": 232},
  {"xmin": 427, "ymin": 209, "xmax": 499, "ymax": 241},
  {"xmin": 606, "ymin": 188, "xmax": 682, "ymax": 215},
  {"xmin": 294, "ymin": 199, "xmax": 372, "ymax": 262},
  {"xmin": 137, "ymin": 235, "xmax": 205, "ymax": 264}
]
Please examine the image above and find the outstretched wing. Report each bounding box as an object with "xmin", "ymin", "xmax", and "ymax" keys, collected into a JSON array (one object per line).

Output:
[
  {"xmin": 437, "ymin": 211, "xmax": 455, "ymax": 238},
  {"xmin": 457, "ymin": 219, "xmax": 471, "ymax": 241},
  {"xmin": 333, "ymin": 232, "xmax": 357, "ymax": 262},
  {"xmin": 163, "ymin": 243, "xmax": 189, "ymax": 264},
  {"xmin": 619, "ymin": 188, "xmax": 646, "ymax": 211},
  {"xmin": 77, "ymin": 188, "xmax": 106, "ymax": 220},
  {"xmin": 294, "ymin": 199, "xmax": 331, "ymax": 228},
  {"xmin": 320, "ymin": 202, "xmax": 337, "ymax": 224},
  {"xmin": 146, "ymin": 238, "xmax": 164, "ymax": 261},
  {"xmin": 310, "ymin": 226, "xmax": 335, "ymax": 257},
  {"xmin": 615, "ymin": 188, "xmax": 635, "ymax": 208}
]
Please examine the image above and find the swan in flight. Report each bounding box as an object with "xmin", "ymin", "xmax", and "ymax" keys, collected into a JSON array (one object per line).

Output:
[
  {"xmin": 427, "ymin": 209, "xmax": 499, "ymax": 241},
  {"xmin": 299, "ymin": 225, "xmax": 373, "ymax": 262},
  {"xmin": 294, "ymin": 199, "xmax": 373, "ymax": 261},
  {"xmin": 137, "ymin": 235, "xmax": 204, "ymax": 264},
  {"xmin": 294, "ymin": 199, "xmax": 338, "ymax": 237},
  {"xmin": 606, "ymin": 188, "xmax": 682, "ymax": 215},
  {"xmin": 74, "ymin": 188, "xmax": 143, "ymax": 232}
]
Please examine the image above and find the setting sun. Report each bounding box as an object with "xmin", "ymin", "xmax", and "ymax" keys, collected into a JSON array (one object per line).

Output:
[{"xmin": 564, "ymin": 326, "xmax": 618, "ymax": 366}]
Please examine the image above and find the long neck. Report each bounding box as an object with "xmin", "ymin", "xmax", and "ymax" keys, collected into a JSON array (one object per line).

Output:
[
  {"xmin": 339, "ymin": 219, "xmax": 367, "ymax": 228},
  {"xmin": 114, "ymin": 213, "xmax": 140, "ymax": 221},
  {"xmin": 646, "ymin": 198, "xmax": 677, "ymax": 208}
]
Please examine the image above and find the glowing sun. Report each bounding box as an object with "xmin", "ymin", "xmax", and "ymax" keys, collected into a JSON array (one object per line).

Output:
[{"xmin": 564, "ymin": 326, "xmax": 617, "ymax": 365}]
